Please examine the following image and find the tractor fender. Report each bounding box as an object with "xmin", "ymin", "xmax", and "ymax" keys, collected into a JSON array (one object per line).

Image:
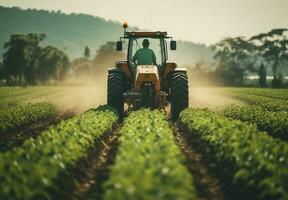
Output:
[
  {"xmin": 164, "ymin": 66, "xmax": 187, "ymax": 82},
  {"xmin": 108, "ymin": 67, "xmax": 126, "ymax": 76},
  {"xmin": 115, "ymin": 61, "xmax": 131, "ymax": 78},
  {"xmin": 174, "ymin": 67, "xmax": 187, "ymax": 73}
]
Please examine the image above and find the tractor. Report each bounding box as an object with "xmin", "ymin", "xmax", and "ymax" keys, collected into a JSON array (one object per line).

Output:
[{"xmin": 107, "ymin": 23, "xmax": 189, "ymax": 118}]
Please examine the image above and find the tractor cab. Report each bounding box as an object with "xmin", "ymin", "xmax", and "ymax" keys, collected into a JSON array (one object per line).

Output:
[{"xmin": 116, "ymin": 31, "xmax": 177, "ymax": 76}]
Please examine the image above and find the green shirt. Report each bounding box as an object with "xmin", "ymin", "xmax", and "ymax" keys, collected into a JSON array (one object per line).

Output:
[{"xmin": 132, "ymin": 48, "xmax": 157, "ymax": 65}]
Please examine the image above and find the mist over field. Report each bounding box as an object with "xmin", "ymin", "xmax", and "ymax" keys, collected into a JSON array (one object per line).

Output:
[
  {"xmin": 0, "ymin": 6, "xmax": 213, "ymax": 66},
  {"xmin": 0, "ymin": 6, "xmax": 287, "ymax": 88}
]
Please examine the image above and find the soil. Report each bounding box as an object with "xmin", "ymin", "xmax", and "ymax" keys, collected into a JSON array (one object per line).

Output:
[
  {"xmin": 58, "ymin": 125, "xmax": 120, "ymax": 200},
  {"xmin": 172, "ymin": 123, "xmax": 226, "ymax": 200}
]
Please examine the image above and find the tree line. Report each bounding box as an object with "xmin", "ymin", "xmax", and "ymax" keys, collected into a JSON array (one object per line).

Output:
[
  {"xmin": 211, "ymin": 28, "xmax": 288, "ymax": 87},
  {"xmin": 0, "ymin": 33, "xmax": 125, "ymax": 85},
  {"xmin": 1, "ymin": 33, "xmax": 69, "ymax": 85},
  {"xmin": 1, "ymin": 29, "xmax": 287, "ymax": 87},
  {"xmin": 0, "ymin": 6, "xmax": 122, "ymax": 58}
]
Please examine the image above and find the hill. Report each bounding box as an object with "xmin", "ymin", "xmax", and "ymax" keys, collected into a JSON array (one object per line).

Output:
[{"xmin": 0, "ymin": 6, "xmax": 213, "ymax": 65}]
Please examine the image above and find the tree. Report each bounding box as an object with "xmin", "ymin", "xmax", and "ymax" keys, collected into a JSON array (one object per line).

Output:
[
  {"xmin": 24, "ymin": 33, "xmax": 46, "ymax": 84},
  {"xmin": 37, "ymin": 46, "xmax": 69, "ymax": 84},
  {"xmin": 212, "ymin": 37, "xmax": 255, "ymax": 85},
  {"xmin": 250, "ymin": 28, "xmax": 288, "ymax": 87},
  {"xmin": 259, "ymin": 64, "xmax": 267, "ymax": 87},
  {"xmin": 2, "ymin": 33, "xmax": 46, "ymax": 85},
  {"xmin": 84, "ymin": 46, "xmax": 90, "ymax": 59},
  {"xmin": 0, "ymin": 61, "xmax": 5, "ymax": 80},
  {"xmin": 3, "ymin": 34, "xmax": 28, "ymax": 84}
]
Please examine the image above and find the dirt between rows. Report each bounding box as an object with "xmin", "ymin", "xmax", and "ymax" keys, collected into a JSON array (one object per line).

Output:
[
  {"xmin": 56, "ymin": 119, "xmax": 230, "ymax": 200},
  {"xmin": 57, "ymin": 124, "xmax": 120, "ymax": 200},
  {"xmin": 172, "ymin": 123, "xmax": 226, "ymax": 200},
  {"xmin": 57, "ymin": 121, "xmax": 227, "ymax": 200}
]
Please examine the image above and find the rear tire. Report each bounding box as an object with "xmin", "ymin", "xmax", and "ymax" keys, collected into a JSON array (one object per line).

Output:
[
  {"xmin": 107, "ymin": 72, "xmax": 124, "ymax": 117},
  {"xmin": 171, "ymin": 72, "xmax": 189, "ymax": 119}
]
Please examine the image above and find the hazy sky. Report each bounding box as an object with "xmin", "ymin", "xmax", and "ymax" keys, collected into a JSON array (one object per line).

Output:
[{"xmin": 0, "ymin": 0, "xmax": 287, "ymax": 44}]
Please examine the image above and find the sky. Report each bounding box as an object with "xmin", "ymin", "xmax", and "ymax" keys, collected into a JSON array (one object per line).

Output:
[{"xmin": 0, "ymin": 0, "xmax": 287, "ymax": 45}]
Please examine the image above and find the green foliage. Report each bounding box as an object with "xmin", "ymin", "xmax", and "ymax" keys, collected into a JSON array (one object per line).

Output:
[
  {"xmin": 37, "ymin": 46, "xmax": 70, "ymax": 83},
  {"xmin": 2, "ymin": 32, "xmax": 69, "ymax": 85},
  {"xmin": 0, "ymin": 87, "xmax": 65, "ymax": 109},
  {"xmin": 250, "ymin": 28, "xmax": 288, "ymax": 87},
  {"xmin": 212, "ymin": 37, "xmax": 256, "ymax": 86},
  {"xmin": 0, "ymin": 61, "xmax": 5, "ymax": 80},
  {"xmin": 104, "ymin": 109, "xmax": 196, "ymax": 200},
  {"xmin": 226, "ymin": 88, "xmax": 288, "ymax": 100},
  {"xmin": 3, "ymin": 33, "xmax": 46, "ymax": 85},
  {"xmin": 180, "ymin": 108, "xmax": 288, "ymax": 200},
  {"xmin": 0, "ymin": 102, "xmax": 57, "ymax": 135},
  {"xmin": 84, "ymin": 46, "xmax": 90, "ymax": 59},
  {"xmin": 212, "ymin": 29, "xmax": 288, "ymax": 87},
  {"xmin": 228, "ymin": 92, "xmax": 288, "ymax": 112},
  {"xmin": 0, "ymin": 106, "xmax": 118, "ymax": 200},
  {"xmin": 259, "ymin": 64, "xmax": 267, "ymax": 87},
  {"xmin": 222, "ymin": 105, "xmax": 288, "ymax": 141}
]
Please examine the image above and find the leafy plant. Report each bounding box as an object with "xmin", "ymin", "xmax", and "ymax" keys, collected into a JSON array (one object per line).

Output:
[
  {"xmin": 0, "ymin": 106, "xmax": 118, "ymax": 199},
  {"xmin": 223, "ymin": 104, "xmax": 288, "ymax": 141},
  {"xmin": 0, "ymin": 102, "xmax": 57, "ymax": 135},
  {"xmin": 228, "ymin": 92, "xmax": 288, "ymax": 112},
  {"xmin": 226, "ymin": 88, "xmax": 288, "ymax": 100},
  {"xmin": 180, "ymin": 108, "xmax": 288, "ymax": 200},
  {"xmin": 0, "ymin": 87, "xmax": 64, "ymax": 109},
  {"xmin": 104, "ymin": 109, "xmax": 196, "ymax": 200}
]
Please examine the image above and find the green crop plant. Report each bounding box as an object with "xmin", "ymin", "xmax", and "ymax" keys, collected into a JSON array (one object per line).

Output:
[
  {"xmin": 228, "ymin": 93, "xmax": 288, "ymax": 112},
  {"xmin": 0, "ymin": 102, "xmax": 57, "ymax": 135},
  {"xmin": 223, "ymin": 105, "xmax": 288, "ymax": 141},
  {"xmin": 226, "ymin": 88, "xmax": 288, "ymax": 100},
  {"xmin": 0, "ymin": 105, "xmax": 118, "ymax": 200},
  {"xmin": 104, "ymin": 109, "xmax": 197, "ymax": 200},
  {"xmin": 180, "ymin": 108, "xmax": 288, "ymax": 200}
]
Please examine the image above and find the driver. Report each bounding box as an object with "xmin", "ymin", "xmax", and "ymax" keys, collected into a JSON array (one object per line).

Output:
[{"xmin": 132, "ymin": 39, "xmax": 157, "ymax": 65}]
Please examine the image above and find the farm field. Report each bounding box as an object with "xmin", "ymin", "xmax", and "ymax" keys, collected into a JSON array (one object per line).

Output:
[{"xmin": 0, "ymin": 86, "xmax": 287, "ymax": 200}]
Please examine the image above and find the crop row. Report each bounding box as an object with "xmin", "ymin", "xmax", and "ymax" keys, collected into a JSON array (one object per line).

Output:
[
  {"xmin": 180, "ymin": 108, "xmax": 288, "ymax": 200},
  {"xmin": 0, "ymin": 87, "xmax": 66, "ymax": 109},
  {"xmin": 223, "ymin": 104, "xmax": 288, "ymax": 141},
  {"xmin": 104, "ymin": 109, "xmax": 197, "ymax": 200},
  {"xmin": 0, "ymin": 87, "xmax": 64, "ymax": 100},
  {"xmin": 228, "ymin": 92, "xmax": 288, "ymax": 112},
  {"xmin": 0, "ymin": 102, "xmax": 57, "ymax": 135},
  {"xmin": 0, "ymin": 106, "xmax": 118, "ymax": 200},
  {"xmin": 0, "ymin": 87, "xmax": 32, "ymax": 98},
  {"xmin": 226, "ymin": 88, "xmax": 288, "ymax": 100}
]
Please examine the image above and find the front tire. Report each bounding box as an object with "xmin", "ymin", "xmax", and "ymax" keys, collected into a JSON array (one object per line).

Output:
[
  {"xmin": 171, "ymin": 72, "xmax": 189, "ymax": 119},
  {"xmin": 107, "ymin": 72, "xmax": 125, "ymax": 117}
]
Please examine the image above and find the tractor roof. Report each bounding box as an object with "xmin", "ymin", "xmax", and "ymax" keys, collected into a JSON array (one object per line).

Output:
[{"xmin": 124, "ymin": 31, "xmax": 170, "ymax": 38}]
